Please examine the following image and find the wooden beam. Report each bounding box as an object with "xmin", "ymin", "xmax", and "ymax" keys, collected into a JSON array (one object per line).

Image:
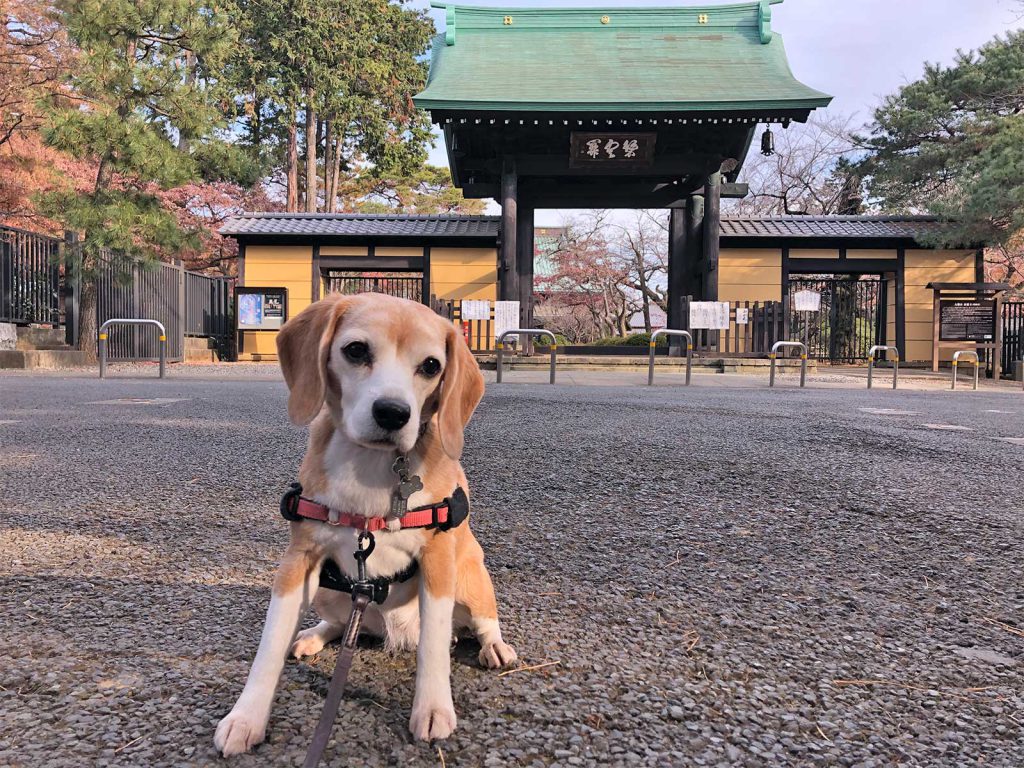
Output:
[
  {"xmin": 500, "ymin": 160, "xmax": 518, "ymax": 302},
  {"xmin": 720, "ymin": 182, "xmax": 749, "ymax": 199}
]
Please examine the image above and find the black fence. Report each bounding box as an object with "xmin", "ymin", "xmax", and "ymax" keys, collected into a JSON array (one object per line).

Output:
[
  {"xmin": 324, "ymin": 271, "xmax": 423, "ymax": 303},
  {"xmin": 95, "ymin": 257, "xmax": 234, "ymax": 363},
  {"xmin": 1003, "ymin": 301, "xmax": 1023, "ymax": 377},
  {"xmin": 788, "ymin": 277, "xmax": 884, "ymax": 362},
  {"xmin": 0, "ymin": 226, "xmax": 62, "ymax": 325},
  {"xmin": 96, "ymin": 259, "xmax": 186, "ymax": 362}
]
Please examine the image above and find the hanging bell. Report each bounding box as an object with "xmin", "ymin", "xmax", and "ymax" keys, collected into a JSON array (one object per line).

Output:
[{"xmin": 760, "ymin": 127, "xmax": 775, "ymax": 156}]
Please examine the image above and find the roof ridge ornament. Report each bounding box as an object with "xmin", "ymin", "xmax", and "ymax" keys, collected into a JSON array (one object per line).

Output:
[
  {"xmin": 759, "ymin": 0, "xmax": 783, "ymax": 44},
  {"xmin": 446, "ymin": 4, "xmax": 456, "ymax": 45}
]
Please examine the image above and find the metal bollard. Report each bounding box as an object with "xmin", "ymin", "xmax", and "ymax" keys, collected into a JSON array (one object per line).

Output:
[
  {"xmin": 495, "ymin": 329, "xmax": 557, "ymax": 384},
  {"xmin": 648, "ymin": 329, "xmax": 693, "ymax": 387},
  {"xmin": 97, "ymin": 318, "xmax": 167, "ymax": 379},
  {"xmin": 951, "ymin": 350, "xmax": 979, "ymax": 391},
  {"xmin": 769, "ymin": 341, "xmax": 808, "ymax": 388},
  {"xmin": 867, "ymin": 345, "xmax": 899, "ymax": 390},
  {"xmin": 99, "ymin": 332, "xmax": 108, "ymax": 378}
]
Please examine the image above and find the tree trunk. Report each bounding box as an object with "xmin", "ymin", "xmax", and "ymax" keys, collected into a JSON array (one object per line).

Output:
[
  {"xmin": 177, "ymin": 50, "xmax": 196, "ymax": 153},
  {"xmin": 77, "ymin": 276, "xmax": 98, "ymax": 362},
  {"xmin": 328, "ymin": 128, "xmax": 343, "ymax": 212},
  {"xmin": 286, "ymin": 115, "xmax": 298, "ymax": 212},
  {"xmin": 304, "ymin": 84, "xmax": 317, "ymax": 213},
  {"xmin": 322, "ymin": 118, "xmax": 332, "ymax": 211}
]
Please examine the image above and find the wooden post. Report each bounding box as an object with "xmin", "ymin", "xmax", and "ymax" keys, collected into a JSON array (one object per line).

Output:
[
  {"xmin": 666, "ymin": 207, "xmax": 686, "ymax": 357},
  {"xmin": 422, "ymin": 246, "xmax": 431, "ymax": 307},
  {"xmin": 499, "ymin": 160, "xmax": 518, "ymax": 302},
  {"xmin": 702, "ymin": 172, "xmax": 721, "ymax": 349},
  {"xmin": 685, "ymin": 193, "xmax": 704, "ymax": 298},
  {"xmin": 516, "ymin": 202, "xmax": 534, "ymax": 330},
  {"xmin": 62, "ymin": 230, "xmax": 80, "ymax": 348},
  {"xmin": 702, "ymin": 172, "xmax": 721, "ymax": 302},
  {"xmin": 896, "ymin": 248, "xmax": 906, "ymax": 362}
]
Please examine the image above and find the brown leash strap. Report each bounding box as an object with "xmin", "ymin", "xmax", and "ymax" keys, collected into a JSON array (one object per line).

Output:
[{"xmin": 302, "ymin": 591, "xmax": 371, "ymax": 768}]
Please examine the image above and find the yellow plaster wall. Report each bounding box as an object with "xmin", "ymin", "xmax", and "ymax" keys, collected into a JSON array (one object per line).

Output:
[
  {"xmin": 903, "ymin": 249, "xmax": 976, "ymax": 362},
  {"xmin": 790, "ymin": 248, "xmax": 840, "ymax": 260},
  {"xmin": 240, "ymin": 245, "xmax": 313, "ymax": 360},
  {"xmin": 719, "ymin": 248, "xmax": 782, "ymax": 303},
  {"xmin": 430, "ymin": 247, "xmax": 498, "ymax": 301},
  {"xmin": 848, "ymin": 249, "xmax": 898, "ymax": 260},
  {"xmin": 319, "ymin": 246, "xmax": 368, "ymax": 256}
]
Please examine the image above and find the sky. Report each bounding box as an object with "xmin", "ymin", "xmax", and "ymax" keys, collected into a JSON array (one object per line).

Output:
[{"xmin": 412, "ymin": 0, "xmax": 1021, "ymax": 225}]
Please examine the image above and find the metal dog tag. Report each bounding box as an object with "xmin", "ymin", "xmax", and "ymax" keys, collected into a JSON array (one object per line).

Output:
[{"xmin": 389, "ymin": 474, "xmax": 423, "ymax": 519}]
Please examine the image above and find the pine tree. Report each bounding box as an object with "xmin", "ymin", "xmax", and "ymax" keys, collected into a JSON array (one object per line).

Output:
[{"xmin": 39, "ymin": 0, "xmax": 234, "ymax": 359}]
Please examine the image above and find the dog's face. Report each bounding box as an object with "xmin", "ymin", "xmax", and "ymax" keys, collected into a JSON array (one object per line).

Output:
[{"xmin": 276, "ymin": 293, "xmax": 484, "ymax": 459}]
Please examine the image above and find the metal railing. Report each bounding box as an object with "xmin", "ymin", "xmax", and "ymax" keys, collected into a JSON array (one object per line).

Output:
[
  {"xmin": 648, "ymin": 329, "xmax": 692, "ymax": 386},
  {"xmin": 867, "ymin": 345, "xmax": 899, "ymax": 390},
  {"xmin": 769, "ymin": 341, "xmax": 808, "ymax": 388},
  {"xmin": 496, "ymin": 329, "xmax": 557, "ymax": 384},
  {"xmin": 951, "ymin": 349, "xmax": 979, "ymax": 391},
  {"xmin": 99, "ymin": 319, "xmax": 167, "ymax": 378}
]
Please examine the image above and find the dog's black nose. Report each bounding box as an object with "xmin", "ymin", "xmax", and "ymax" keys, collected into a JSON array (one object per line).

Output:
[{"xmin": 372, "ymin": 398, "xmax": 411, "ymax": 432}]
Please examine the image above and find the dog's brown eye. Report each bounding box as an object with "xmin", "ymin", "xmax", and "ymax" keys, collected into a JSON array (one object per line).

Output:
[
  {"xmin": 418, "ymin": 357, "xmax": 442, "ymax": 377},
  {"xmin": 343, "ymin": 341, "xmax": 370, "ymax": 364}
]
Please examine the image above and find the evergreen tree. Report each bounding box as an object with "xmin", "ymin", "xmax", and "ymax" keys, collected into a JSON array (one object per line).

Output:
[
  {"xmin": 39, "ymin": 0, "xmax": 234, "ymax": 359},
  {"xmin": 861, "ymin": 31, "xmax": 1024, "ymax": 253}
]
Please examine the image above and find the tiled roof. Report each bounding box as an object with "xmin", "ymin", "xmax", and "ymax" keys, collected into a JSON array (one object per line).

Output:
[
  {"xmin": 220, "ymin": 213, "xmax": 500, "ymax": 239},
  {"xmin": 720, "ymin": 216, "xmax": 944, "ymax": 240},
  {"xmin": 414, "ymin": 3, "xmax": 831, "ymax": 114}
]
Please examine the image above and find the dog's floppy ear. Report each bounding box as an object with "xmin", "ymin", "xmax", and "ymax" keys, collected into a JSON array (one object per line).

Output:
[
  {"xmin": 437, "ymin": 324, "xmax": 485, "ymax": 459},
  {"xmin": 276, "ymin": 295, "xmax": 350, "ymax": 425}
]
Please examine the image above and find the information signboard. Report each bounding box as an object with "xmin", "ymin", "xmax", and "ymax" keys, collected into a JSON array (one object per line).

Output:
[
  {"xmin": 939, "ymin": 299, "xmax": 996, "ymax": 342},
  {"xmin": 237, "ymin": 287, "xmax": 288, "ymax": 331},
  {"xmin": 735, "ymin": 308, "xmax": 750, "ymax": 325}
]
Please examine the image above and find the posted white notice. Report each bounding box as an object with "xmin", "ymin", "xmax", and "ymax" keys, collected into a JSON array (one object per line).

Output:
[
  {"xmin": 494, "ymin": 301, "xmax": 520, "ymax": 341},
  {"xmin": 689, "ymin": 301, "xmax": 731, "ymax": 330},
  {"xmin": 460, "ymin": 299, "xmax": 490, "ymax": 321},
  {"xmin": 794, "ymin": 290, "xmax": 821, "ymax": 312},
  {"xmin": 735, "ymin": 307, "xmax": 750, "ymax": 325}
]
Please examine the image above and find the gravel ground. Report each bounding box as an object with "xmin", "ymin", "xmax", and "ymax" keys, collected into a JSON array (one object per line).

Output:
[{"xmin": 1, "ymin": 370, "xmax": 1022, "ymax": 767}]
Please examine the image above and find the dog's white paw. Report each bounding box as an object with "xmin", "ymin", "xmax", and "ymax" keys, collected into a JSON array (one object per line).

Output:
[
  {"xmin": 409, "ymin": 699, "xmax": 457, "ymax": 741},
  {"xmin": 214, "ymin": 709, "xmax": 266, "ymax": 757},
  {"xmin": 479, "ymin": 640, "xmax": 518, "ymax": 669},
  {"xmin": 291, "ymin": 630, "xmax": 326, "ymax": 659}
]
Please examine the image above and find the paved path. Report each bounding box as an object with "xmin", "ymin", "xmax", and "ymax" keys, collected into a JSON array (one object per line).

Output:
[{"xmin": 1, "ymin": 370, "xmax": 1022, "ymax": 766}]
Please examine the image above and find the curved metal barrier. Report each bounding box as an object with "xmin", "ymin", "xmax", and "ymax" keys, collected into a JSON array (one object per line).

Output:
[
  {"xmin": 99, "ymin": 318, "xmax": 167, "ymax": 379},
  {"xmin": 951, "ymin": 349, "xmax": 979, "ymax": 391},
  {"xmin": 648, "ymin": 329, "xmax": 693, "ymax": 387},
  {"xmin": 769, "ymin": 341, "xmax": 808, "ymax": 388},
  {"xmin": 867, "ymin": 345, "xmax": 899, "ymax": 390},
  {"xmin": 496, "ymin": 329, "xmax": 557, "ymax": 384}
]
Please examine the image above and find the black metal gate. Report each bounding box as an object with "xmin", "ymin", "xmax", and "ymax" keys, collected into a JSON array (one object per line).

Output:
[
  {"xmin": 788, "ymin": 276, "xmax": 884, "ymax": 362},
  {"xmin": 323, "ymin": 271, "xmax": 423, "ymax": 302},
  {"xmin": 0, "ymin": 226, "xmax": 62, "ymax": 325},
  {"xmin": 1003, "ymin": 301, "xmax": 1023, "ymax": 378}
]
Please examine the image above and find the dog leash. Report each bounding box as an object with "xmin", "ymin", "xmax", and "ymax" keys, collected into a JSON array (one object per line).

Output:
[{"xmin": 302, "ymin": 531, "xmax": 376, "ymax": 768}]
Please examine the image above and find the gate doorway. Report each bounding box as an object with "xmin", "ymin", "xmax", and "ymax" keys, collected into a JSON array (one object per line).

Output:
[
  {"xmin": 322, "ymin": 270, "xmax": 423, "ymax": 303},
  {"xmin": 788, "ymin": 275, "xmax": 885, "ymax": 363}
]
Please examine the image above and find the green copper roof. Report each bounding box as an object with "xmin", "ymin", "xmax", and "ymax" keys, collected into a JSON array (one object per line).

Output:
[{"xmin": 414, "ymin": 1, "xmax": 831, "ymax": 114}]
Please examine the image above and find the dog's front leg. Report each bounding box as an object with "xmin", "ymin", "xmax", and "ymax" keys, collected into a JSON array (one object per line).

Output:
[
  {"xmin": 215, "ymin": 547, "xmax": 321, "ymax": 757},
  {"xmin": 409, "ymin": 533, "xmax": 457, "ymax": 741}
]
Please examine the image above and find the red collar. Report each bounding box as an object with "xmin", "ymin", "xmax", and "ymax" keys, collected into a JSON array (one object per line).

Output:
[{"xmin": 281, "ymin": 483, "xmax": 468, "ymax": 532}]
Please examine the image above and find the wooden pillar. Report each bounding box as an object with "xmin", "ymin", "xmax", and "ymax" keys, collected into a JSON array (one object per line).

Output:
[
  {"xmin": 516, "ymin": 202, "xmax": 534, "ymax": 329},
  {"xmin": 666, "ymin": 207, "xmax": 687, "ymax": 356},
  {"xmin": 896, "ymin": 247, "xmax": 906, "ymax": 362},
  {"xmin": 702, "ymin": 172, "xmax": 721, "ymax": 302},
  {"xmin": 685, "ymin": 193, "xmax": 704, "ymax": 298},
  {"xmin": 499, "ymin": 160, "xmax": 518, "ymax": 302}
]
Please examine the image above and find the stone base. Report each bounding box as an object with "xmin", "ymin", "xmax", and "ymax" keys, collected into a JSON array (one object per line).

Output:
[{"xmin": 0, "ymin": 349, "xmax": 89, "ymax": 369}]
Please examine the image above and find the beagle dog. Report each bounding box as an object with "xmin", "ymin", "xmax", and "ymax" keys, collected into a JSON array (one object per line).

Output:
[{"xmin": 214, "ymin": 293, "xmax": 517, "ymax": 757}]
